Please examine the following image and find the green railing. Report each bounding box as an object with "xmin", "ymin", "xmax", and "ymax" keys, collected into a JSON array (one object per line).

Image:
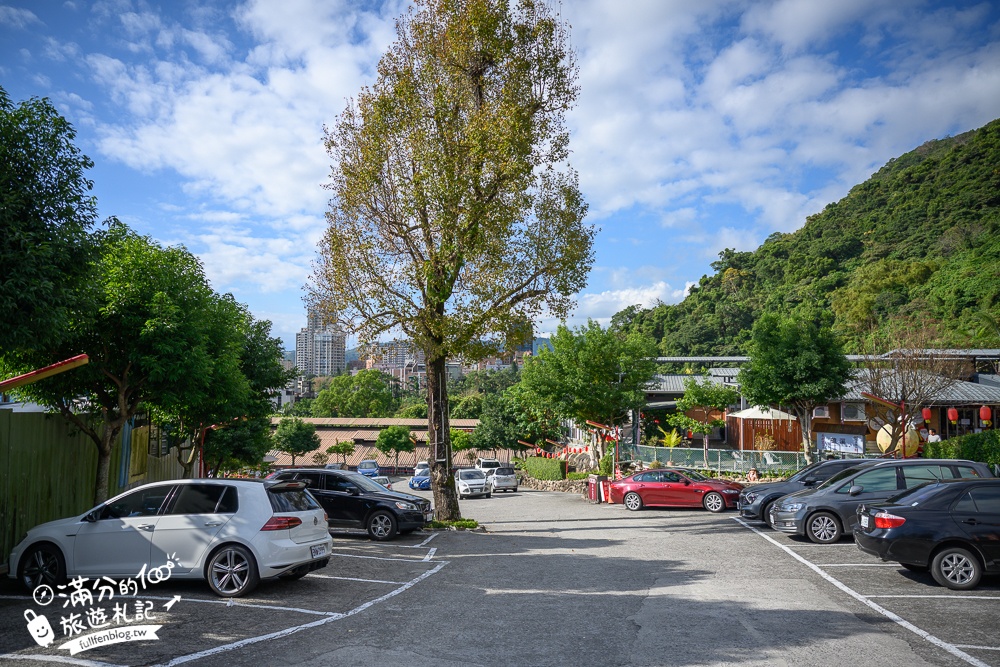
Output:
[{"xmin": 631, "ymin": 446, "xmax": 863, "ymax": 476}]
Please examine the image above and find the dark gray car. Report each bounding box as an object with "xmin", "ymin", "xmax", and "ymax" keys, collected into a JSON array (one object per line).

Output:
[
  {"xmin": 770, "ymin": 459, "xmax": 993, "ymax": 544},
  {"xmin": 738, "ymin": 458, "xmax": 876, "ymax": 526}
]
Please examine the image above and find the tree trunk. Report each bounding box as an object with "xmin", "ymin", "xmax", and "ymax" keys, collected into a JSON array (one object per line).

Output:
[
  {"xmin": 702, "ymin": 432, "xmax": 710, "ymax": 468},
  {"xmin": 427, "ymin": 355, "xmax": 460, "ymax": 520},
  {"xmin": 94, "ymin": 438, "xmax": 113, "ymax": 507},
  {"xmin": 798, "ymin": 408, "xmax": 815, "ymax": 465}
]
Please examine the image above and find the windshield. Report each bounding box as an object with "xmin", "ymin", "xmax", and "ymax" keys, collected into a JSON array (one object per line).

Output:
[
  {"xmin": 459, "ymin": 469, "xmax": 485, "ymax": 480},
  {"xmin": 347, "ymin": 474, "xmax": 389, "ymax": 493},
  {"xmin": 787, "ymin": 461, "xmax": 826, "ymax": 482},
  {"xmin": 358, "ymin": 461, "xmax": 377, "ymax": 470},
  {"xmin": 480, "ymin": 461, "xmax": 500, "ymax": 468},
  {"xmin": 414, "ymin": 469, "xmax": 430, "ymax": 478},
  {"xmin": 816, "ymin": 465, "xmax": 867, "ymax": 490}
]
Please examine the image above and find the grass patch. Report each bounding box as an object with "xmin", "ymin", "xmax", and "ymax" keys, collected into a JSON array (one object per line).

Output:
[{"xmin": 427, "ymin": 519, "xmax": 479, "ymax": 530}]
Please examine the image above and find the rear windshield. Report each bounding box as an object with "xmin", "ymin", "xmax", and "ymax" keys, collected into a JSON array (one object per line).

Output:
[
  {"xmin": 495, "ymin": 467, "xmax": 515, "ymax": 475},
  {"xmin": 479, "ymin": 461, "xmax": 500, "ymax": 468},
  {"xmin": 268, "ymin": 488, "xmax": 321, "ymax": 512},
  {"xmin": 460, "ymin": 469, "xmax": 486, "ymax": 480},
  {"xmin": 358, "ymin": 461, "xmax": 378, "ymax": 469}
]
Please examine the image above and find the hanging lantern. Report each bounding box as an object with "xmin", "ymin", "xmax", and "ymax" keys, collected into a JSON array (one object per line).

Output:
[
  {"xmin": 947, "ymin": 407, "xmax": 959, "ymax": 424},
  {"xmin": 980, "ymin": 405, "xmax": 993, "ymax": 427},
  {"xmin": 921, "ymin": 407, "xmax": 932, "ymax": 423}
]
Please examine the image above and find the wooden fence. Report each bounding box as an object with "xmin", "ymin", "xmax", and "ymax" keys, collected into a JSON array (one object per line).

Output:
[
  {"xmin": 725, "ymin": 416, "xmax": 804, "ymax": 452},
  {"xmin": 0, "ymin": 410, "xmax": 186, "ymax": 572}
]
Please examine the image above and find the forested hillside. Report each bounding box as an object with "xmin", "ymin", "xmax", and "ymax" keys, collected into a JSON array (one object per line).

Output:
[{"xmin": 614, "ymin": 118, "xmax": 1000, "ymax": 354}]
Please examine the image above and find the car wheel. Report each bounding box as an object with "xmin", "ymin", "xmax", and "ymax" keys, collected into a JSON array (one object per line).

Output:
[
  {"xmin": 18, "ymin": 543, "xmax": 66, "ymax": 591},
  {"xmin": 513, "ymin": 487, "xmax": 518, "ymax": 493},
  {"xmin": 206, "ymin": 544, "xmax": 259, "ymax": 597},
  {"xmin": 703, "ymin": 492, "xmax": 726, "ymax": 513},
  {"xmin": 931, "ymin": 547, "xmax": 982, "ymax": 590},
  {"xmin": 805, "ymin": 512, "xmax": 842, "ymax": 544},
  {"xmin": 624, "ymin": 492, "xmax": 643, "ymax": 511},
  {"xmin": 485, "ymin": 492, "xmax": 492, "ymax": 498},
  {"xmin": 760, "ymin": 501, "xmax": 774, "ymax": 527},
  {"xmin": 367, "ymin": 511, "xmax": 398, "ymax": 541}
]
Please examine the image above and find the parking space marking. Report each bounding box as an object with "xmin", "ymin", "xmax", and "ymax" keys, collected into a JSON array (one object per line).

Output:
[
  {"xmin": 329, "ymin": 552, "xmax": 442, "ymax": 564},
  {"xmin": 957, "ymin": 646, "xmax": 1000, "ymax": 652},
  {"xmin": 307, "ymin": 574, "xmax": 405, "ymax": 585},
  {"xmin": 401, "ymin": 532, "xmax": 440, "ymax": 548},
  {"xmin": 158, "ymin": 561, "xmax": 447, "ymax": 666},
  {"xmin": 820, "ymin": 563, "xmax": 901, "ymax": 567},
  {"xmin": 867, "ymin": 595, "xmax": 1000, "ymax": 600},
  {"xmin": 734, "ymin": 518, "xmax": 993, "ymax": 667},
  {"xmin": 422, "ymin": 548, "xmax": 437, "ymax": 562}
]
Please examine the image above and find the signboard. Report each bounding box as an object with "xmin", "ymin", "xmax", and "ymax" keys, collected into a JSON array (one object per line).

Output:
[{"xmin": 816, "ymin": 432, "xmax": 865, "ymax": 455}]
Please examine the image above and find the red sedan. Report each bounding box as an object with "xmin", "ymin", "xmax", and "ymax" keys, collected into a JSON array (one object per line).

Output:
[{"xmin": 610, "ymin": 468, "xmax": 744, "ymax": 513}]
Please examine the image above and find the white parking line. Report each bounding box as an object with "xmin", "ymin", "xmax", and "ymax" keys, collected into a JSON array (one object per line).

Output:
[
  {"xmin": 308, "ymin": 574, "xmax": 405, "ymax": 585},
  {"xmin": 422, "ymin": 548, "xmax": 437, "ymax": 562},
  {"xmin": 957, "ymin": 646, "xmax": 1000, "ymax": 652},
  {"xmin": 734, "ymin": 518, "xmax": 993, "ymax": 667},
  {"xmin": 328, "ymin": 552, "xmax": 445, "ymax": 564},
  {"xmin": 404, "ymin": 532, "xmax": 440, "ymax": 548},
  {"xmin": 868, "ymin": 595, "xmax": 1000, "ymax": 600},
  {"xmin": 820, "ymin": 563, "xmax": 901, "ymax": 567}
]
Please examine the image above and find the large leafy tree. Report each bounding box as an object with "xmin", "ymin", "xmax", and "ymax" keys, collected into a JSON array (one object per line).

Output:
[
  {"xmin": 518, "ymin": 320, "xmax": 657, "ymax": 462},
  {"xmin": 738, "ymin": 314, "xmax": 852, "ymax": 463},
  {"xmin": 311, "ymin": 369, "xmax": 396, "ymax": 418},
  {"xmin": 0, "ymin": 87, "xmax": 97, "ymax": 353},
  {"xmin": 311, "ymin": 0, "xmax": 594, "ymax": 519},
  {"xmin": 666, "ymin": 377, "xmax": 739, "ymax": 467},
  {"xmin": 4, "ymin": 224, "xmax": 219, "ymax": 504},
  {"xmin": 273, "ymin": 417, "xmax": 321, "ymax": 466}
]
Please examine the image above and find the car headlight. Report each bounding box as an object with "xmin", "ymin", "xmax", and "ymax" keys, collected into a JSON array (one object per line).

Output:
[
  {"xmin": 394, "ymin": 501, "xmax": 417, "ymax": 510},
  {"xmin": 722, "ymin": 489, "xmax": 738, "ymax": 494},
  {"xmin": 459, "ymin": 484, "xmax": 469, "ymax": 491},
  {"xmin": 782, "ymin": 502, "xmax": 804, "ymax": 512},
  {"xmin": 743, "ymin": 492, "xmax": 757, "ymax": 503}
]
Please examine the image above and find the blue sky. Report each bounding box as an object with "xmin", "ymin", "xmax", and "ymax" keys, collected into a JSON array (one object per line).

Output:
[{"xmin": 3, "ymin": 0, "xmax": 999, "ymax": 350}]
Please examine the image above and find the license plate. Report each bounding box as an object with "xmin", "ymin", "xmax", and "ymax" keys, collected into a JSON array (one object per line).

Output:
[
  {"xmin": 424, "ymin": 511, "xmax": 434, "ymax": 522},
  {"xmin": 311, "ymin": 544, "xmax": 327, "ymax": 558},
  {"xmin": 860, "ymin": 515, "xmax": 869, "ymax": 529}
]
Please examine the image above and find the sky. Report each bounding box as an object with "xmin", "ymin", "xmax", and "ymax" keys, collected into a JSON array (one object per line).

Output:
[{"xmin": 2, "ymin": 0, "xmax": 999, "ymax": 351}]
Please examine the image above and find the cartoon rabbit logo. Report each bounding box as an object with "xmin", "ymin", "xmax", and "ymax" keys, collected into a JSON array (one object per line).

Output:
[{"xmin": 24, "ymin": 610, "xmax": 55, "ymax": 648}]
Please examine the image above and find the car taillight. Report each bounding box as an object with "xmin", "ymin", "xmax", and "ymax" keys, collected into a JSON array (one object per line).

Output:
[
  {"xmin": 261, "ymin": 516, "xmax": 302, "ymax": 531},
  {"xmin": 873, "ymin": 512, "xmax": 906, "ymax": 529}
]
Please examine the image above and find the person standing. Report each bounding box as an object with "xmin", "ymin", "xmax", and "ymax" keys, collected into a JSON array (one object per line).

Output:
[{"xmin": 926, "ymin": 428, "xmax": 942, "ymax": 443}]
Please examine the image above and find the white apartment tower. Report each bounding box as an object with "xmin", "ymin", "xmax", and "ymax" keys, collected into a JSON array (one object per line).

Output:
[{"xmin": 295, "ymin": 308, "xmax": 346, "ymax": 377}]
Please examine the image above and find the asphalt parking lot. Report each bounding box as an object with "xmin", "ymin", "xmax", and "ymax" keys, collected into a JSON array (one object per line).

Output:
[{"xmin": 0, "ymin": 482, "xmax": 997, "ymax": 666}]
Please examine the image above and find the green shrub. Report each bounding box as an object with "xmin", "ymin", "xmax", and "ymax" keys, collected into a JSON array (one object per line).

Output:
[
  {"xmin": 523, "ymin": 456, "xmax": 567, "ymax": 480},
  {"xmin": 427, "ymin": 519, "xmax": 479, "ymax": 530},
  {"xmin": 567, "ymin": 471, "xmax": 591, "ymax": 480},
  {"xmin": 925, "ymin": 430, "xmax": 1000, "ymax": 466},
  {"xmin": 599, "ymin": 452, "xmax": 614, "ymax": 476}
]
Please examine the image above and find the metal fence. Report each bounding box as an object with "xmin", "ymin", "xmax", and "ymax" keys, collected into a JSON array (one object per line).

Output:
[{"xmin": 632, "ymin": 446, "xmax": 855, "ymax": 475}]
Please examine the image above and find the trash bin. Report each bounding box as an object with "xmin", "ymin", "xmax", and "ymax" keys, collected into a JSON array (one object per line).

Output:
[{"xmin": 588, "ymin": 474, "xmax": 608, "ymax": 504}]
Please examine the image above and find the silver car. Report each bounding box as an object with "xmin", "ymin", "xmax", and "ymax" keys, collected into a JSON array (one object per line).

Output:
[
  {"xmin": 455, "ymin": 468, "xmax": 491, "ymax": 499},
  {"xmin": 9, "ymin": 479, "xmax": 332, "ymax": 598},
  {"xmin": 488, "ymin": 466, "xmax": 518, "ymax": 493}
]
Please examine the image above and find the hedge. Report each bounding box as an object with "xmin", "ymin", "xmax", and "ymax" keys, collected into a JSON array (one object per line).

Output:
[
  {"xmin": 523, "ymin": 456, "xmax": 567, "ymax": 481},
  {"xmin": 924, "ymin": 429, "xmax": 1000, "ymax": 467}
]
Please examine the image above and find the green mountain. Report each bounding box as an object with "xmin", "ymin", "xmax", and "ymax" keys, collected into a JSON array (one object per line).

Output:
[{"xmin": 615, "ymin": 118, "xmax": 1000, "ymax": 354}]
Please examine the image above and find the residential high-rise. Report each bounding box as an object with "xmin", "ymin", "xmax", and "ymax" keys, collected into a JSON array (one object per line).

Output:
[{"xmin": 295, "ymin": 308, "xmax": 346, "ymax": 377}]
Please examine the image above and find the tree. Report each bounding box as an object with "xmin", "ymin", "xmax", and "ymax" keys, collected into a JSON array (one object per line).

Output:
[
  {"xmin": 283, "ymin": 398, "xmax": 314, "ymax": 417},
  {"xmin": 857, "ymin": 320, "xmax": 967, "ymax": 455},
  {"xmin": 738, "ymin": 314, "xmax": 853, "ymax": 464},
  {"xmin": 311, "ymin": 369, "xmax": 396, "ymax": 418},
  {"xmin": 326, "ymin": 439, "xmax": 356, "ymax": 464},
  {"xmin": 3, "ymin": 223, "xmax": 219, "ymax": 504},
  {"xmin": 518, "ymin": 321, "xmax": 657, "ymax": 463},
  {"xmin": 451, "ymin": 428, "xmax": 477, "ymax": 465},
  {"xmin": 311, "ymin": 0, "xmax": 594, "ymax": 520},
  {"xmin": 375, "ymin": 425, "xmax": 416, "ymax": 474},
  {"xmin": 666, "ymin": 377, "xmax": 738, "ymax": 467},
  {"xmin": 273, "ymin": 417, "xmax": 320, "ymax": 466},
  {"xmin": 0, "ymin": 86, "xmax": 97, "ymax": 354}
]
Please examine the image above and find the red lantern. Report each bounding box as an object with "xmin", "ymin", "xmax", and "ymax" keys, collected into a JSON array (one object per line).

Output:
[
  {"xmin": 921, "ymin": 407, "xmax": 932, "ymax": 423},
  {"xmin": 980, "ymin": 405, "xmax": 993, "ymax": 426},
  {"xmin": 947, "ymin": 407, "xmax": 959, "ymax": 424}
]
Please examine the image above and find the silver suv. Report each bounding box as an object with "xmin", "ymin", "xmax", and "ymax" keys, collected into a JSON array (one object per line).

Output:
[
  {"xmin": 475, "ymin": 457, "xmax": 502, "ymax": 473},
  {"xmin": 488, "ymin": 466, "xmax": 518, "ymax": 493}
]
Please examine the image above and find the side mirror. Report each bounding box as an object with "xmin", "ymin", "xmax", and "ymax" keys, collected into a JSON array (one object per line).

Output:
[
  {"xmin": 802, "ymin": 477, "xmax": 817, "ymax": 486},
  {"xmin": 682, "ymin": 479, "xmax": 690, "ymax": 486},
  {"xmin": 83, "ymin": 509, "xmax": 99, "ymax": 523},
  {"xmin": 349, "ymin": 487, "xmax": 361, "ymax": 496},
  {"xmin": 848, "ymin": 485, "xmax": 864, "ymax": 496}
]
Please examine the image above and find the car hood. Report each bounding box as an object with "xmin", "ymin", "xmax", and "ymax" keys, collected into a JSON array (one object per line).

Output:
[
  {"xmin": 27, "ymin": 514, "xmax": 86, "ymax": 537},
  {"xmin": 703, "ymin": 479, "xmax": 743, "ymax": 491},
  {"xmin": 779, "ymin": 486, "xmax": 822, "ymax": 503},
  {"xmin": 745, "ymin": 480, "xmax": 801, "ymax": 496},
  {"xmin": 364, "ymin": 488, "xmax": 427, "ymax": 504}
]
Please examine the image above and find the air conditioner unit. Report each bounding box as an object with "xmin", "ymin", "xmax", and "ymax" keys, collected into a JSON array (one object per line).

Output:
[
  {"xmin": 842, "ymin": 403, "xmax": 866, "ymax": 422},
  {"xmin": 813, "ymin": 406, "xmax": 830, "ymax": 419}
]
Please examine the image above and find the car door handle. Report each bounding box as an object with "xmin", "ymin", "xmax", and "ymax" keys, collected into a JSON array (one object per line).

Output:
[
  {"xmin": 203, "ymin": 522, "xmax": 223, "ymax": 527},
  {"xmin": 961, "ymin": 519, "xmax": 981, "ymax": 525},
  {"xmin": 138, "ymin": 524, "xmax": 155, "ymax": 531}
]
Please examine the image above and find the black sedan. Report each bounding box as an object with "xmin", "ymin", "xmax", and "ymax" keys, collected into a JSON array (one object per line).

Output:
[
  {"xmin": 854, "ymin": 478, "xmax": 1000, "ymax": 590},
  {"xmin": 269, "ymin": 468, "xmax": 433, "ymax": 541}
]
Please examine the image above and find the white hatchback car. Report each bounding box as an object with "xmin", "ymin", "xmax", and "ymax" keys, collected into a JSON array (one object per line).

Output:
[
  {"xmin": 8, "ymin": 479, "xmax": 333, "ymax": 598},
  {"xmin": 488, "ymin": 466, "xmax": 519, "ymax": 493}
]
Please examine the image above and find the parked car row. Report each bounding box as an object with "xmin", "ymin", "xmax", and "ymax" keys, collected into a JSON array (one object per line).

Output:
[{"xmin": 407, "ymin": 458, "xmax": 519, "ymax": 496}]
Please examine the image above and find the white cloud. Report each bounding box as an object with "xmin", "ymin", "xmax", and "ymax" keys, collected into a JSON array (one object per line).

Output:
[{"xmin": 0, "ymin": 5, "xmax": 40, "ymax": 29}]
